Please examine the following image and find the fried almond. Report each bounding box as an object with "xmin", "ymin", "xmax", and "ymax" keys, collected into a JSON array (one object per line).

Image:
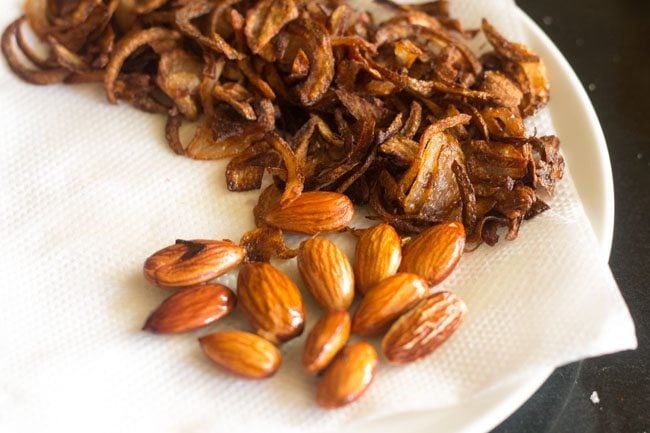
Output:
[
  {"xmin": 352, "ymin": 273, "xmax": 429, "ymax": 336},
  {"xmin": 143, "ymin": 283, "xmax": 236, "ymax": 333},
  {"xmin": 382, "ymin": 291, "xmax": 467, "ymax": 365},
  {"xmin": 302, "ymin": 310, "xmax": 350, "ymax": 374},
  {"xmin": 264, "ymin": 191, "xmax": 354, "ymax": 235},
  {"xmin": 316, "ymin": 341, "xmax": 378, "ymax": 409},
  {"xmin": 144, "ymin": 239, "xmax": 245, "ymax": 288},
  {"xmin": 297, "ymin": 237, "xmax": 354, "ymax": 310},
  {"xmin": 399, "ymin": 222, "xmax": 465, "ymax": 285},
  {"xmin": 237, "ymin": 262, "xmax": 306, "ymax": 344},
  {"xmin": 354, "ymin": 224, "xmax": 402, "ymax": 295},
  {"xmin": 199, "ymin": 331, "xmax": 281, "ymax": 379}
]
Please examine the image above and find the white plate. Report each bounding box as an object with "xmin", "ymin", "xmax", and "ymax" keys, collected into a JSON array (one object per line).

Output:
[
  {"xmin": 0, "ymin": 5, "xmax": 614, "ymax": 433},
  {"xmin": 343, "ymin": 7, "xmax": 615, "ymax": 433}
]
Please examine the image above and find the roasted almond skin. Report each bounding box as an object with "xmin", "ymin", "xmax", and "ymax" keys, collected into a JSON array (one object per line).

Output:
[
  {"xmin": 264, "ymin": 191, "xmax": 354, "ymax": 234},
  {"xmin": 143, "ymin": 283, "xmax": 236, "ymax": 333},
  {"xmin": 382, "ymin": 291, "xmax": 467, "ymax": 365},
  {"xmin": 352, "ymin": 273, "xmax": 429, "ymax": 336},
  {"xmin": 354, "ymin": 224, "xmax": 402, "ymax": 295},
  {"xmin": 316, "ymin": 341, "xmax": 378, "ymax": 409},
  {"xmin": 297, "ymin": 237, "xmax": 354, "ymax": 310},
  {"xmin": 399, "ymin": 222, "xmax": 465, "ymax": 285},
  {"xmin": 144, "ymin": 239, "xmax": 245, "ymax": 288},
  {"xmin": 302, "ymin": 310, "xmax": 350, "ymax": 374},
  {"xmin": 237, "ymin": 262, "xmax": 306, "ymax": 344},
  {"xmin": 199, "ymin": 331, "xmax": 281, "ymax": 379}
]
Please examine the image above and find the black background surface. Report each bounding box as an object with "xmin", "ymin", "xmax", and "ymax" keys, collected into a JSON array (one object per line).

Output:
[{"xmin": 492, "ymin": 1, "xmax": 650, "ymax": 432}]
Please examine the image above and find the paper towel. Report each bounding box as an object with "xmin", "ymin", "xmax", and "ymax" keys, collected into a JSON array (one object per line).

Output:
[{"xmin": 0, "ymin": 0, "xmax": 636, "ymax": 432}]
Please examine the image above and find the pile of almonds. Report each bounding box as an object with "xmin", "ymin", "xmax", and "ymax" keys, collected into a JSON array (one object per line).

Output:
[{"xmin": 142, "ymin": 191, "xmax": 467, "ymax": 409}]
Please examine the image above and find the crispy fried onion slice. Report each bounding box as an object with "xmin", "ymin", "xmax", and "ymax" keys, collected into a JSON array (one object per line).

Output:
[
  {"xmin": 478, "ymin": 71, "xmax": 523, "ymax": 108},
  {"xmin": 366, "ymin": 57, "xmax": 495, "ymax": 102},
  {"xmin": 239, "ymin": 227, "xmax": 298, "ymax": 262},
  {"xmin": 225, "ymin": 141, "xmax": 279, "ymax": 191},
  {"xmin": 482, "ymin": 18, "xmax": 539, "ymax": 63},
  {"xmin": 481, "ymin": 106, "xmax": 526, "ymax": 138},
  {"xmin": 156, "ymin": 48, "xmax": 203, "ymax": 120},
  {"xmin": 400, "ymin": 128, "xmax": 465, "ymax": 217},
  {"xmin": 175, "ymin": 0, "xmax": 244, "ymax": 60},
  {"xmin": 384, "ymin": 11, "xmax": 482, "ymax": 75},
  {"xmin": 266, "ymin": 131, "xmax": 304, "ymax": 206},
  {"xmin": 213, "ymin": 82, "xmax": 257, "ymax": 120},
  {"xmin": 464, "ymin": 139, "xmax": 529, "ymax": 186},
  {"xmin": 530, "ymin": 135, "xmax": 565, "ymax": 195},
  {"xmin": 1, "ymin": 17, "xmax": 70, "ymax": 84},
  {"xmin": 244, "ymin": 0, "xmax": 298, "ymax": 55},
  {"xmin": 283, "ymin": 19, "xmax": 335, "ymax": 106},
  {"xmin": 165, "ymin": 110, "xmax": 185, "ymax": 155},
  {"xmin": 482, "ymin": 19, "xmax": 549, "ymax": 115},
  {"xmin": 105, "ymin": 27, "xmax": 181, "ymax": 103},
  {"xmin": 253, "ymin": 183, "xmax": 283, "ymax": 227},
  {"xmin": 185, "ymin": 99, "xmax": 275, "ymax": 160}
]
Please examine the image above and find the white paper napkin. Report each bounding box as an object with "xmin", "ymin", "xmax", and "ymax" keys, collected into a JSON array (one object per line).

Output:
[{"xmin": 0, "ymin": 0, "xmax": 636, "ymax": 432}]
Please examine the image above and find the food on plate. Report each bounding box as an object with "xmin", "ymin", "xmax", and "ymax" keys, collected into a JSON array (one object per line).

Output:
[
  {"xmin": 143, "ymin": 239, "xmax": 245, "ymax": 288},
  {"xmin": 351, "ymin": 272, "xmax": 429, "ymax": 336},
  {"xmin": 382, "ymin": 291, "xmax": 466, "ymax": 365},
  {"xmin": 262, "ymin": 191, "xmax": 355, "ymax": 234},
  {"xmin": 143, "ymin": 283, "xmax": 236, "ymax": 333},
  {"xmin": 237, "ymin": 261, "xmax": 306, "ymax": 344},
  {"xmin": 316, "ymin": 341, "xmax": 378, "ymax": 408},
  {"xmin": 353, "ymin": 223, "xmax": 402, "ymax": 295},
  {"xmin": 1, "ymin": 0, "xmax": 566, "ymax": 409},
  {"xmin": 297, "ymin": 237, "xmax": 355, "ymax": 310},
  {"xmin": 199, "ymin": 330, "xmax": 282, "ymax": 379},
  {"xmin": 302, "ymin": 310, "xmax": 351, "ymax": 374},
  {"xmin": 399, "ymin": 221, "xmax": 465, "ymax": 285}
]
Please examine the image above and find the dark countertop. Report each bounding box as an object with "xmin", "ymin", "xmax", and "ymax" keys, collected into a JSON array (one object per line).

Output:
[{"xmin": 493, "ymin": 1, "xmax": 650, "ymax": 432}]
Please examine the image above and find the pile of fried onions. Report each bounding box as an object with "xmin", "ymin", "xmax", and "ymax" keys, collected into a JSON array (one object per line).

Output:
[{"xmin": 1, "ymin": 0, "xmax": 564, "ymax": 247}]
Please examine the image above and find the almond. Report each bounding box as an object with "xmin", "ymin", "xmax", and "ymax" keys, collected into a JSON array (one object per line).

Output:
[
  {"xmin": 143, "ymin": 283, "xmax": 236, "ymax": 333},
  {"xmin": 199, "ymin": 331, "xmax": 281, "ymax": 379},
  {"xmin": 302, "ymin": 310, "xmax": 350, "ymax": 374},
  {"xmin": 264, "ymin": 191, "xmax": 354, "ymax": 234},
  {"xmin": 382, "ymin": 291, "xmax": 467, "ymax": 365},
  {"xmin": 399, "ymin": 222, "xmax": 465, "ymax": 285},
  {"xmin": 351, "ymin": 273, "xmax": 429, "ymax": 336},
  {"xmin": 237, "ymin": 262, "xmax": 306, "ymax": 344},
  {"xmin": 354, "ymin": 224, "xmax": 402, "ymax": 295},
  {"xmin": 144, "ymin": 239, "xmax": 245, "ymax": 288},
  {"xmin": 297, "ymin": 238, "xmax": 354, "ymax": 310},
  {"xmin": 316, "ymin": 341, "xmax": 378, "ymax": 409}
]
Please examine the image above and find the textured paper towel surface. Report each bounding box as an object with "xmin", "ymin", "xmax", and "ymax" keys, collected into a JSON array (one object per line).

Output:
[{"xmin": 0, "ymin": 0, "xmax": 636, "ymax": 432}]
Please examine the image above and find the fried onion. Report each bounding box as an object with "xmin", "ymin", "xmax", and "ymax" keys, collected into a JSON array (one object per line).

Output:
[{"xmin": 2, "ymin": 0, "xmax": 565, "ymax": 247}]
